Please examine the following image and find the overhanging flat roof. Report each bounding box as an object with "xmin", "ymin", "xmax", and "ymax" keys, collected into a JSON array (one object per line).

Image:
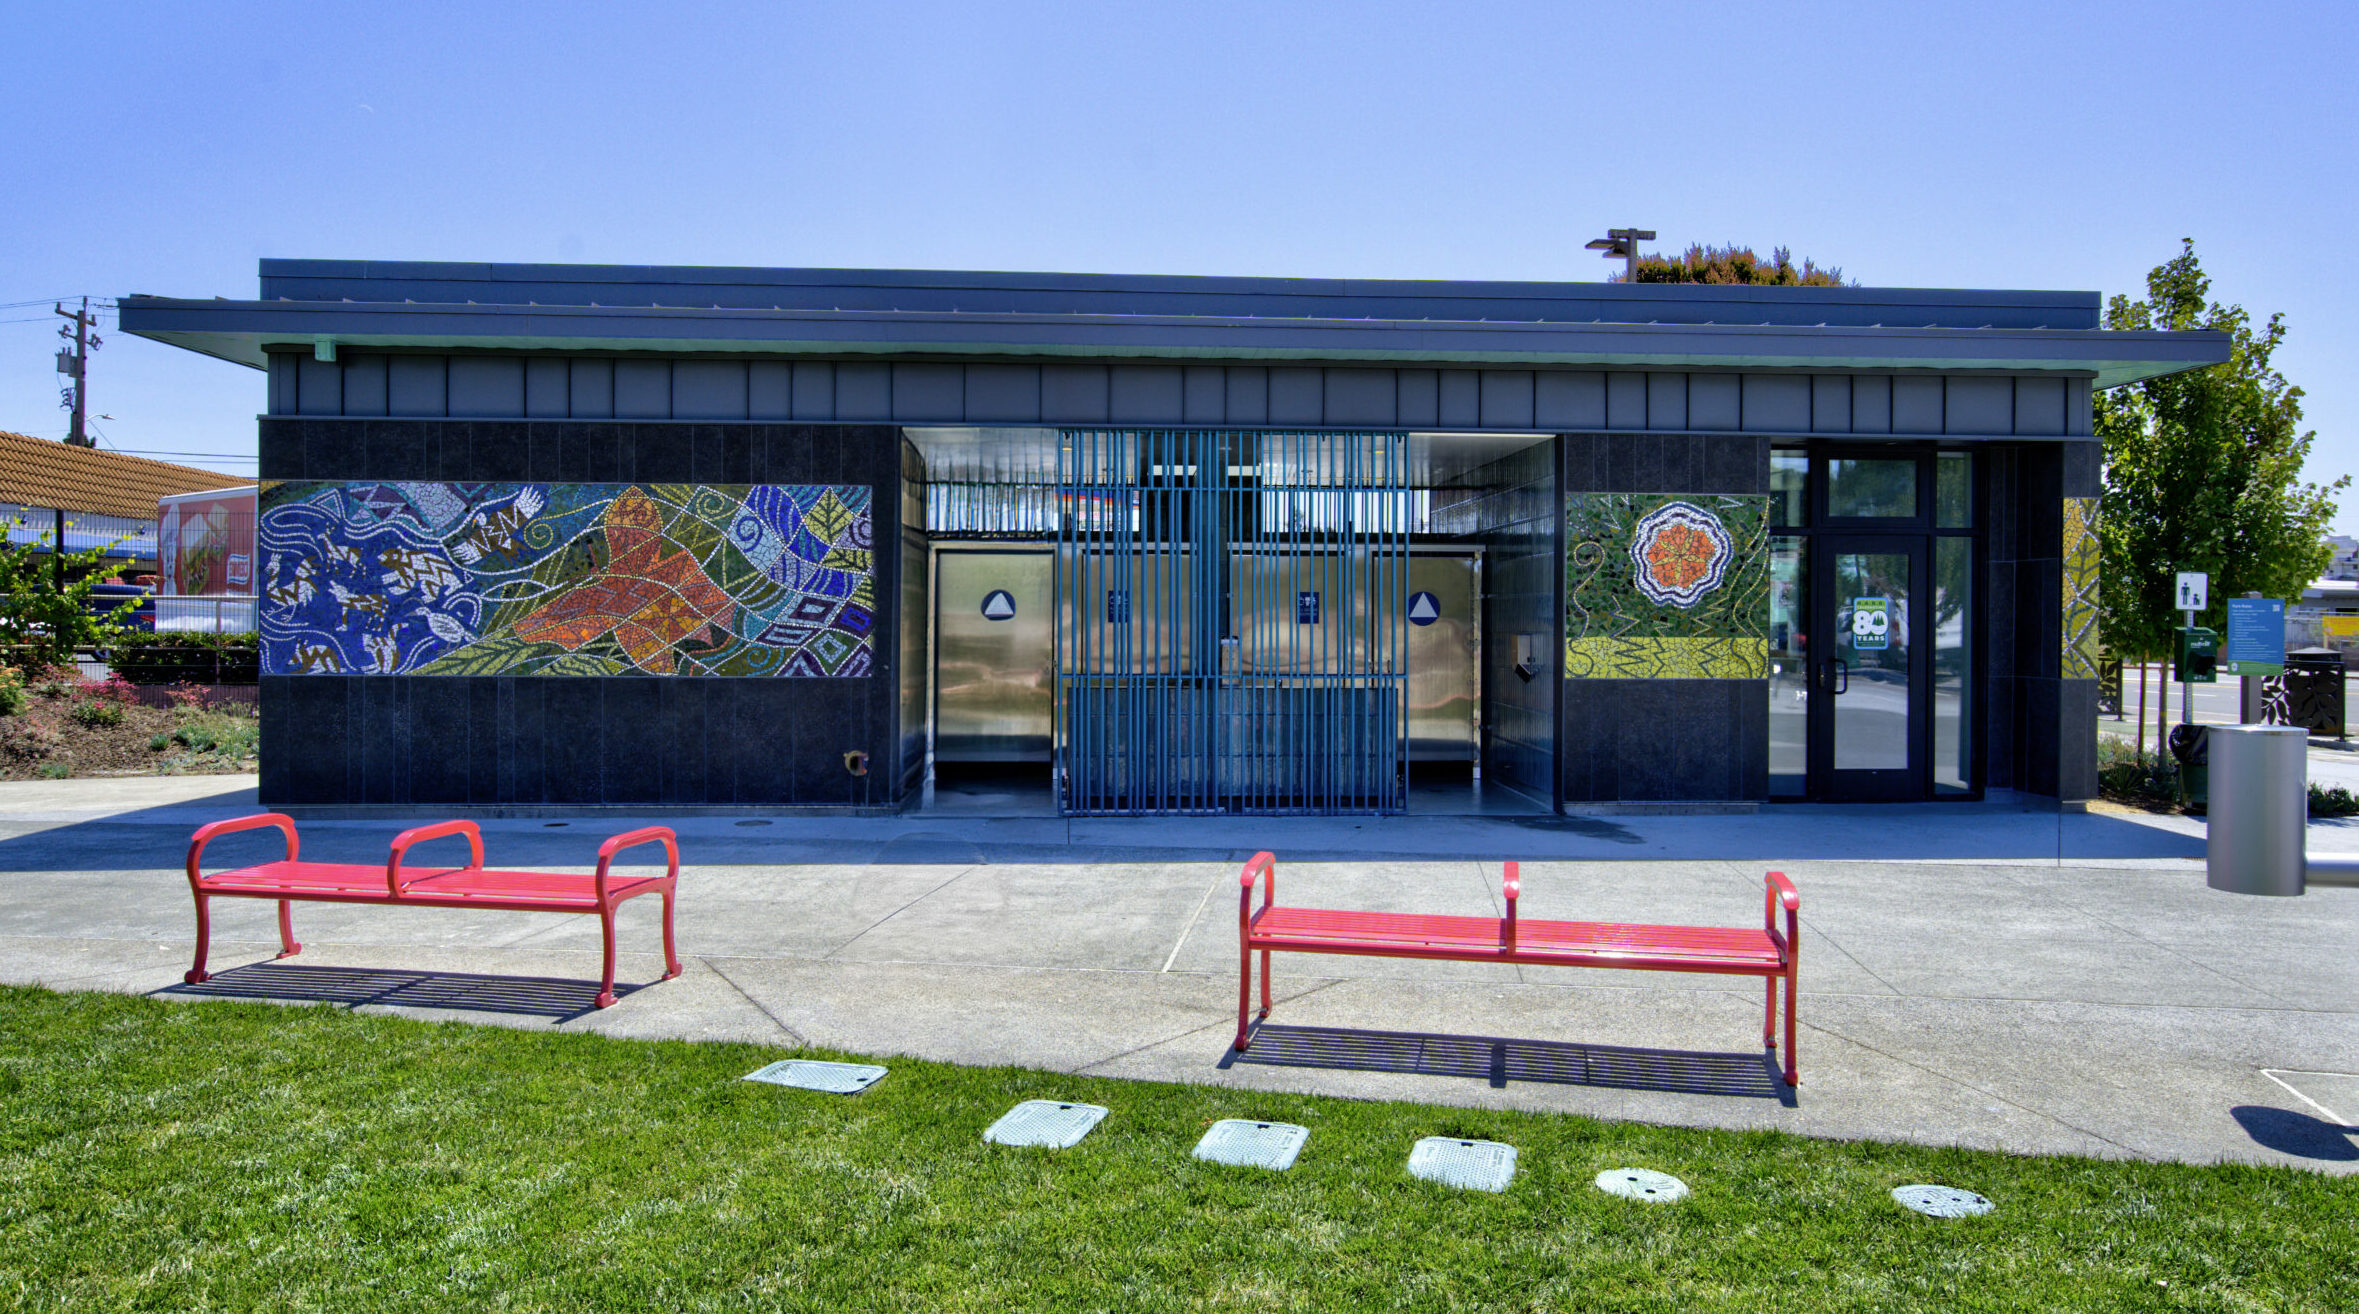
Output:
[{"xmin": 119, "ymin": 261, "xmax": 2232, "ymax": 389}]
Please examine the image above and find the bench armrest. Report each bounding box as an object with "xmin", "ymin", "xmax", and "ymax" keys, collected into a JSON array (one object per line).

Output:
[
  {"xmin": 1763, "ymin": 870, "xmax": 1799, "ymax": 957},
  {"xmin": 187, "ymin": 813, "xmax": 299, "ymax": 888},
  {"xmin": 595, "ymin": 826, "xmax": 679, "ymax": 904},
  {"xmin": 1239, "ymin": 851, "xmax": 1277, "ymax": 932},
  {"xmin": 386, "ymin": 819, "xmax": 484, "ymax": 896},
  {"xmin": 1502, "ymin": 861, "xmax": 1519, "ymax": 949}
]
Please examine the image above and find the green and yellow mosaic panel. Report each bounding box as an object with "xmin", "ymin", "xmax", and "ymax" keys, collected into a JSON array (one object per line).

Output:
[
  {"xmin": 2061, "ymin": 495, "xmax": 2101, "ymax": 680},
  {"xmin": 1565, "ymin": 493, "xmax": 1770, "ymax": 680}
]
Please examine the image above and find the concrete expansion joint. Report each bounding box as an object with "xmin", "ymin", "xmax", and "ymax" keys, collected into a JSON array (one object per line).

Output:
[{"xmin": 700, "ymin": 957, "xmax": 806, "ymax": 1047}]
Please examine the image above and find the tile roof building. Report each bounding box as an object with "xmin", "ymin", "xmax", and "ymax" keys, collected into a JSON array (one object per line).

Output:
[{"xmin": 0, "ymin": 428, "xmax": 251, "ymax": 563}]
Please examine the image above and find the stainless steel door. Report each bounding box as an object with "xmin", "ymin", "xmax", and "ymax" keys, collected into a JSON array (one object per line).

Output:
[
  {"xmin": 1406, "ymin": 554, "xmax": 1477, "ymax": 762},
  {"xmin": 934, "ymin": 549, "xmax": 1052, "ymax": 762}
]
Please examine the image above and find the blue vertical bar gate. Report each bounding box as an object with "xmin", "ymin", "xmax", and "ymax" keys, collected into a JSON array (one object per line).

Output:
[{"xmin": 1056, "ymin": 429, "xmax": 1409, "ymax": 815}]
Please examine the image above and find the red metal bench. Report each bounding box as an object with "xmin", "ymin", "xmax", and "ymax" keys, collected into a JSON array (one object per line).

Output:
[
  {"xmin": 184, "ymin": 814, "xmax": 682, "ymax": 1009},
  {"xmin": 1233, "ymin": 853, "xmax": 1802, "ymax": 1087}
]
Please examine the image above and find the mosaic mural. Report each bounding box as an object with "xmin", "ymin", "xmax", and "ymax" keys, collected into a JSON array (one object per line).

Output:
[
  {"xmin": 2061, "ymin": 495, "xmax": 2101, "ymax": 680},
  {"xmin": 258, "ymin": 482, "xmax": 875, "ymax": 677},
  {"xmin": 1567, "ymin": 493, "xmax": 1769, "ymax": 679}
]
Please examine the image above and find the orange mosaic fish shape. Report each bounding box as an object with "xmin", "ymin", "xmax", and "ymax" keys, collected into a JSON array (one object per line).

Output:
[{"xmin": 510, "ymin": 489, "xmax": 735, "ymax": 673}]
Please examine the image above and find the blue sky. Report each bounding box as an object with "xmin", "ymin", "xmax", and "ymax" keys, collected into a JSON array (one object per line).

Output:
[{"xmin": 4, "ymin": 1, "xmax": 2352, "ymax": 531}]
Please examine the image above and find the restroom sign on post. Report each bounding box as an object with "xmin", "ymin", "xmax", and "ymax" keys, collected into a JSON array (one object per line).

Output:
[{"xmin": 2175, "ymin": 571, "xmax": 2208, "ymax": 613}]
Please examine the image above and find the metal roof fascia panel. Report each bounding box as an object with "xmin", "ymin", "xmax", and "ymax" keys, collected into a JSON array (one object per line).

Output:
[{"xmin": 119, "ymin": 298, "xmax": 2227, "ymax": 386}]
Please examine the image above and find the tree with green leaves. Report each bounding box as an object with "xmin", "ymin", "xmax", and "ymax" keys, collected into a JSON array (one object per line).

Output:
[
  {"xmin": 1615, "ymin": 243, "xmax": 1849, "ymax": 286},
  {"xmin": 2095, "ymin": 239, "xmax": 2345, "ymax": 751},
  {"xmin": 0, "ymin": 531, "xmax": 139, "ymax": 670}
]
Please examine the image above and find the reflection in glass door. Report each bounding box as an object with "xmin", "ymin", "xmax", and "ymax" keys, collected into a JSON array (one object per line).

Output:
[{"xmin": 1813, "ymin": 537, "xmax": 1926, "ymax": 799}]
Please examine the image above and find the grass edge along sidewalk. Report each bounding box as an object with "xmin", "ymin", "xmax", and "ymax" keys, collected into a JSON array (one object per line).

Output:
[{"xmin": 2, "ymin": 987, "xmax": 2351, "ymax": 1312}]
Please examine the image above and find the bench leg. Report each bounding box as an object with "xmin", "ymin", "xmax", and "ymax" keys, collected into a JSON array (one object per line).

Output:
[
  {"xmin": 659, "ymin": 889, "xmax": 682, "ymax": 981},
  {"xmin": 595, "ymin": 908, "xmax": 619, "ymax": 1009},
  {"xmin": 1763, "ymin": 973, "xmax": 1778, "ymax": 1052},
  {"xmin": 1783, "ymin": 963, "xmax": 1799, "ymax": 1088},
  {"xmin": 1234, "ymin": 940, "xmax": 1255, "ymax": 1050},
  {"xmin": 184, "ymin": 893, "xmax": 212, "ymax": 985},
  {"xmin": 275, "ymin": 899, "xmax": 303, "ymax": 959}
]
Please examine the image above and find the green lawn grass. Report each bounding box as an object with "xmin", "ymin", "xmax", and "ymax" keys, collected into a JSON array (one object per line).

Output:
[{"xmin": 1, "ymin": 985, "xmax": 2350, "ymax": 1313}]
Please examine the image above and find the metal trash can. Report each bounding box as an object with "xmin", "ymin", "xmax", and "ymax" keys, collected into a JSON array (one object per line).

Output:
[
  {"xmin": 2167, "ymin": 724, "xmax": 2208, "ymax": 810},
  {"xmin": 2205, "ymin": 724, "xmax": 2308, "ymax": 896}
]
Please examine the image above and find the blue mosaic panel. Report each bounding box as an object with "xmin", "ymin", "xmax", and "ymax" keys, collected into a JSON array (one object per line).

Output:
[{"xmin": 257, "ymin": 482, "xmax": 874, "ymax": 677}]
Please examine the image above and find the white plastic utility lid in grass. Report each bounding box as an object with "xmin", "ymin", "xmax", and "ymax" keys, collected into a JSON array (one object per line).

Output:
[
  {"xmin": 742, "ymin": 1060, "xmax": 888, "ymax": 1094},
  {"xmin": 1193, "ymin": 1120, "xmax": 1309, "ymax": 1171},
  {"xmin": 1595, "ymin": 1168, "xmax": 1689, "ymax": 1202},
  {"xmin": 1407, "ymin": 1137, "xmax": 1517, "ymax": 1192},
  {"xmin": 1892, "ymin": 1185, "xmax": 1992, "ymax": 1218},
  {"xmin": 983, "ymin": 1100, "xmax": 1108, "ymax": 1149}
]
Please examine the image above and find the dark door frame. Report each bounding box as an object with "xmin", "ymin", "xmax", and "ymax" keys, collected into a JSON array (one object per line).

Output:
[
  {"xmin": 1772, "ymin": 440, "xmax": 1988, "ymax": 803},
  {"xmin": 1809, "ymin": 533, "xmax": 1931, "ymax": 801}
]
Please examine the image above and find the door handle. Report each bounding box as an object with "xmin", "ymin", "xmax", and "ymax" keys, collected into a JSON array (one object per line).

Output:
[{"xmin": 1825, "ymin": 660, "xmax": 1848, "ymax": 694}]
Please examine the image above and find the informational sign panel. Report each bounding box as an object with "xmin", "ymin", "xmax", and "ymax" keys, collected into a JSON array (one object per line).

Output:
[
  {"xmin": 1296, "ymin": 591, "xmax": 1320, "ymax": 625},
  {"xmin": 2175, "ymin": 571, "xmax": 2209, "ymax": 612},
  {"xmin": 1850, "ymin": 597, "xmax": 1890, "ymax": 650},
  {"xmin": 2221, "ymin": 596, "xmax": 2285, "ymax": 676},
  {"xmin": 1407, "ymin": 591, "xmax": 1440, "ymax": 627},
  {"xmin": 1105, "ymin": 590, "xmax": 1130, "ymax": 624}
]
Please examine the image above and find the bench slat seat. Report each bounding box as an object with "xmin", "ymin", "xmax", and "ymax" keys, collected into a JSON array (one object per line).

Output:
[
  {"xmin": 1236, "ymin": 854, "xmax": 1802, "ymax": 1087},
  {"xmin": 199, "ymin": 861, "xmax": 669, "ymax": 908},
  {"xmin": 183, "ymin": 815, "xmax": 682, "ymax": 1009},
  {"xmin": 1252, "ymin": 906, "xmax": 1781, "ymax": 970}
]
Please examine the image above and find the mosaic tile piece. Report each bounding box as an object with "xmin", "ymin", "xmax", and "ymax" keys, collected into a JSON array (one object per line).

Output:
[
  {"xmin": 2062, "ymin": 495, "xmax": 2101, "ymax": 680},
  {"xmin": 258, "ymin": 482, "xmax": 875, "ymax": 677},
  {"xmin": 1567, "ymin": 492, "xmax": 1769, "ymax": 679}
]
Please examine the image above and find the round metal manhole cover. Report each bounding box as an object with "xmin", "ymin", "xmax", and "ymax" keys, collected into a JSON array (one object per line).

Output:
[
  {"xmin": 1892, "ymin": 1184, "xmax": 1992, "ymax": 1217},
  {"xmin": 1595, "ymin": 1168, "xmax": 1689, "ymax": 1202}
]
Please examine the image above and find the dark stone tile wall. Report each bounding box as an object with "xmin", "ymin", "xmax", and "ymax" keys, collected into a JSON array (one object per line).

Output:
[
  {"xmin": 256, "ymin": 419, "xmax": 908, "ymax": 809},
  {"xmin": 1435, "ymin": 441, "xmax": 1559, "ymax": 806},
  {"xmin": 1981, "ymin": 439, "xmax": 2099, "ymax": 801},
  {"xmin": 1559, "ymin": 432, "xmax": 1772, "ymax": 804}
]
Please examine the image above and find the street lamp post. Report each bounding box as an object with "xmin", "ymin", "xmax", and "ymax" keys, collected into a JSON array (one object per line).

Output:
[{"xmin": 1585, "ymin": 228, "xmax": 1656, "ymax": 282}]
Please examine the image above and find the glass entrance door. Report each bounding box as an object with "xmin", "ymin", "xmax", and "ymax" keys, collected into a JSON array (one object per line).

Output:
[{"xmin": 1811, "ymin": 536, "xmax": 1928, "ymax": 800}]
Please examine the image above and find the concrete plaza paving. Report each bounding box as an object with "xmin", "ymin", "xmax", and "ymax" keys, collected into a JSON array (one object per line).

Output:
[{"xmin": 5, "ymin": 775, "xmax": 2357, "ymax": 1173}]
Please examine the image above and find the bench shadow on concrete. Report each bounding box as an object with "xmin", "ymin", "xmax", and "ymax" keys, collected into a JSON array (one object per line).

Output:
[
  {"xmin": 1221, "ymin": 1023, "xmax": 1797, "ymax": 1106},
  {"xmin": 2229, "ymin": 1105, "xmax": 2359, "ymax": 1161},
  {"xmin": 155, "ymin": 961, "xmax": 637, "ymax": 1023}
]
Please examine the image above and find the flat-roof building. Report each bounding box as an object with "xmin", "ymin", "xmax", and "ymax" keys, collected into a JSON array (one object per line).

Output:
[{"xmin": 120, "ymin": 260, "xmax": 2229, "ymax": 813}]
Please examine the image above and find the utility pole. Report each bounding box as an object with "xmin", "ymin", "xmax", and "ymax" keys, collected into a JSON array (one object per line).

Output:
[
  {"xmin": 1585, "ymin": 228, "xmax": 1656, "ymax": 282},
  {"xmin": 54, "ymin": 298, "xmax": 100, "ymax": 448}
]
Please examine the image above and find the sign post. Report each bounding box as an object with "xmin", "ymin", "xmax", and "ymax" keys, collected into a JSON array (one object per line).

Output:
[{"xmin": 2174, "ymin": 571, "xmax": 2208, "ymax": 726}]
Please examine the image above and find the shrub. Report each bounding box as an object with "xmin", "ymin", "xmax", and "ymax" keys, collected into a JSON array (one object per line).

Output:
[
  {"xmin": 2314, "ymin": 785, "xmax": 2359, "ymax": 819},
  {"xmin": 2097, "ymin": 738, "xmax": 2179, "ymax": 810},
  {"xmin": 106, "ymin": 632, "xmax": 260, "ymax": 686},
  {"xmin": 172, "ymin": 710, "xmax": 259, "ymax": 760},
  {"xmin": 68, "ymin": 700, "xmax": 126, "ymax": 728},
  {"xmin": 148, "ymin": 733, "xmax": 169, "ymax": 752},
  {"xmin": 0, "ymin": 667, "xmax": 23, "ymax": 718},
  {"xmin": 3, "ymin": 720, "xmax": 62, "ymax": 760},
  {"xmin": 34, "ymin": 762, "xmax": 69, "ymax": 779},
  {"xmin": 78, "ymin": 674, "xmax": 139, "ymax": 705}
]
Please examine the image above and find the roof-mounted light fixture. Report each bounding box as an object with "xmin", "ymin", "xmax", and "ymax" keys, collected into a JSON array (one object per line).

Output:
[{"xmin": 1585, "ymin": 228, "xmax": 1656, "ymax": 283}]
